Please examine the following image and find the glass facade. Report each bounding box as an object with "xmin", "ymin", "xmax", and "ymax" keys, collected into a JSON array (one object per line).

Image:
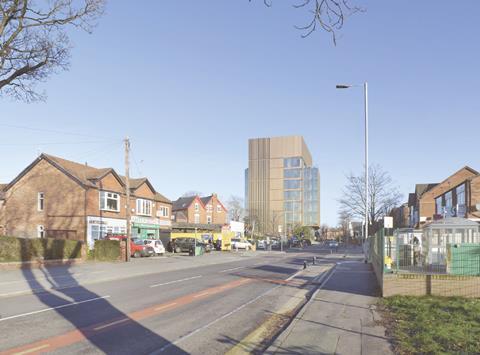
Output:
[
  {"xmin": 303, "ymin": 167, "xmax": 319, "ymax": 226},
  {"xmin": 282, "ymin": 157, "xmax": 319, "ymax": 229},
  {"xmin": 284, "ymin": 169, "xmax": 301, "ymax": 179}
]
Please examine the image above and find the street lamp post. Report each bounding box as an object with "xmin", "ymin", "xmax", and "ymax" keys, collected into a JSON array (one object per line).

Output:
[{"xmin": 336, "ymin": 82, "xmax": 369, "ymax": 244}]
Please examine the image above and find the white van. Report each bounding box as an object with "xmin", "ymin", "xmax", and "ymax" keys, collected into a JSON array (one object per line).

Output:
[{"xmin": 143, "ymin": 239, "xmax": 165, "ymax": 256}]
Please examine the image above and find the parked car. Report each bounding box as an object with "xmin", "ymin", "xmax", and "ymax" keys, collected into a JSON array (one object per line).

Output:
[
  {"xmin": 172, "ymin": 238, "xmax": 196, "ymax": 253},
  {"xmin": 326, "ymin": 240, "xmax": 339, "ymax": 248},
  {"xmin": 132, "ymin": 238, "xmax": 154, "ymax": 257},
  {"xmin": 143, "ymin": 239, "xmax": 165, "ymax": 256},
  {"xmin": 231, "ymin": 238, "xmax": 252, "ymax": 250},
  {"xmin": 256, "ymin": 240, "xmax": 266, "ymax": 249}
]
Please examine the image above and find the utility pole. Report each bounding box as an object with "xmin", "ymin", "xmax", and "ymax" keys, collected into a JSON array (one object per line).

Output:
[{"xmin": 124, "ymin": 137, "xmax": 131, "ymax": 262}]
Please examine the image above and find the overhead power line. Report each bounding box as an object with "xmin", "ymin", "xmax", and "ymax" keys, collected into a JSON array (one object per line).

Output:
[{"xmin": 0, "ymin": 123, "xmax": 107, "ymax": 139}]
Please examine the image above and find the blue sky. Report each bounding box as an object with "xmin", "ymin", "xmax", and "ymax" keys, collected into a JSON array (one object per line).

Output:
[{"xmin": 1, "ymin": 1, "xmax": 479, "ymax": 225}]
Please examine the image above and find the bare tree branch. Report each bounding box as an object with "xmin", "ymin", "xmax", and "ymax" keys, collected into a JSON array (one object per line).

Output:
[
  {"xmin": 252, "ymin": 0, "xmax": 363, "ymax": 44},
  {"xmin": 0, "ymin": 0, "xmax": 105, "ymax": 101},
  {"xmin": 338, "ymin": 164, "xmax": 402, "ymax": 229}
]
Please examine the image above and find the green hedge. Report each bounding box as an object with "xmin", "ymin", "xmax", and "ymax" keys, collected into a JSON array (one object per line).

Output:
[
  {"xmin": 92, "ymin": 240, "xmax": 121, "ymax": 261},
  {"xmin": 0, "ymin": 236, "xmax": 83, "ymax": 263}
]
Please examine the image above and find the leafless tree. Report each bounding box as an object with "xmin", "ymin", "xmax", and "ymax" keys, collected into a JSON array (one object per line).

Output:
[
  {"xmin": 252, "ymin": 0, "xmax": 362, "ymax": 44},
  {"xmin": 319, "ymin": 224, "xmax": 329, "ymax": 240},
  {"xmin": 0, "ymin": 0, "xmax": 106, "ymax": 101},
  {"xmin": 244, "ymin": 208, "xmax": 262, "ymax": 238},
  {"xmin": 338, "ymin": 164, "xmax": 402, "ymax": 231},
  {"xmin": 226, "ymin": 195, "xmax": 244, "ymax": 222},
  {"xmin": 181, "ymin": 191, "xmax": 202, "ymax": 198}
]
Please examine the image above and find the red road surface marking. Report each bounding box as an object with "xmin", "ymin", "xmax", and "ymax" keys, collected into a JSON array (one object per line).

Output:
[{"xmin": 1, "ymin": 278, "xmax": 252, "ymax": 355}]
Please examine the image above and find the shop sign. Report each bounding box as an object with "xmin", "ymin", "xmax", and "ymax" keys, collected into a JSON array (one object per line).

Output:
[{"xmin": 131, "ymin": 215, "xmax": 160, "ymax": 225}]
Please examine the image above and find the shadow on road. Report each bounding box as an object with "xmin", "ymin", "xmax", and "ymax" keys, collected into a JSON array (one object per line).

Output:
[{"xmin": 13, "ymin": 239, "xmax": 187, "ymax": 354}]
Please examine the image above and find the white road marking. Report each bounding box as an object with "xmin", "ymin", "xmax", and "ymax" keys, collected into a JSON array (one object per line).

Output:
[
  {"xmin": 93, "ymin": 318, "xmax": 130, "ymax": 331},
  {"xmin": 154, "ymin": 302, "xmax": 178, "ymax": 311},
  {"xmin": 219, "ymin": 266, "xmax": 245, "ymax": 273},
  {"xmin": 152, "ymin": 269, "xmax": 305, "ymax": 354},
  {"xmin": 150, "ymin": 275, "xmax": 202, "ymax": 288},
  {"xmin": 13, "ymin": 344, "xmax": 50, "ymax": 355},
  {"xmin": 0, "ymin": 296, "xmax": 110, "ymax": 322},
  {"xmin": 193, "ymin": 292, "xmax": 210, "ymax": 298},
  {"xmin": 154, "ymin": 285, "xmax": 283, "ymax": 354}
]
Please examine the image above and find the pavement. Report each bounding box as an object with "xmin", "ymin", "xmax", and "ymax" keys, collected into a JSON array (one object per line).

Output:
[{"xmin": 266, "ymin": 247, "xmax": 393, "ymax": 355}]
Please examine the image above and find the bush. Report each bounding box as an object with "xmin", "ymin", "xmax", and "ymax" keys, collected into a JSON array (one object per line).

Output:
[
  {"xmin": 93, "ymin": 240, "xmax": 121, "ymax": 261},
  {"xmin": 0, "ymin": 236, "xmax": 83, "ymax": 262}
]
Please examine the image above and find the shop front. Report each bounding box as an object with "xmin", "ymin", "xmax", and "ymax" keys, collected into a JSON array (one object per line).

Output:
[
  {"xmin": 86, "ymin": 216, "xmax": 127, "ymax": 249},
  {"xmin": 131, "ymin": 216, "xmax": 168, "ymax": 240}
]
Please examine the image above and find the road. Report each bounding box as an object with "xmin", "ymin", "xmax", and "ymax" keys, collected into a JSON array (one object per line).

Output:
[{"xmin": 0, "ymin": 246, "xmax": 335, "ymax": 354}]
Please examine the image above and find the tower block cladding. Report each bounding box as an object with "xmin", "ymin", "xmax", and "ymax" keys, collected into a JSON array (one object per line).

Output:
[{"xmin": 245, "ymin": 136, "xmax": 320, "ymax": 235}]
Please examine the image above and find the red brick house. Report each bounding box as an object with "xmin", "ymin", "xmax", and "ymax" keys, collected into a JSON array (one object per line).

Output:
[
  {"xmin": 172, "ymin": 194, "xmax": 228, "ymax": 225},
  {"xmin": 0, "ymin": 154, "xmax": 172, "ymax": 247},
  {"xmin": 200, "ymin": 194, "xmax": 228, "ymax": 225}
]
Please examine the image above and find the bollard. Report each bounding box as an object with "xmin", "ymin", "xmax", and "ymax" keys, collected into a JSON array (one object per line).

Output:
[
  {"xmin": 312, "ymin": 256, "xmax": 316, "ymax": 265},
  {"xmin": 303, "ymin": 261, "xmax": 307, "ymax": 269}
]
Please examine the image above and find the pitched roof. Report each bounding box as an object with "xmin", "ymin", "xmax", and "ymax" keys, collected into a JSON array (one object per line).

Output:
[
  {"xmin": 4, "ymin": 154, "xmax": 169, "ymax": 201},
  {"xmin": 119, "ymin": 176, "xmax": 147, "ymax": 190},
  {"xmin": 155, "ymin": 192, "xmax": 171, "ymax": 204},
  {"xmin": 415, "ymin": 183, "xmax": 438, "ymax": 198},
  {"xmin": 200, "ymin": 194, "xmax": 227, "ymax": 212},
  {"xmin": 173, "ymin": 196, "xmax": 197, "ymax": 211},
  {"xmin": 0, "ymin": 183, "xmax": 6, "ymax": 200},
  {"xmin": 200, "ymin": 196, "xmax": 212, "ymax": 206},
  {"xmin": 43, "ymin": 154, "xmax": 116, "ymax": 188}
]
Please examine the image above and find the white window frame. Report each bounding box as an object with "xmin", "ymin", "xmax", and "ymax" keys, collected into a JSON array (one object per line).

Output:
[
  {"xmin": 216, "ymin": 204, "xmax": 222, "ymax": 213},
  {"xmin": 136, "ymin": 198, "xmax": 152, "ymax": 216},
  {"xmin": 158, "ymin": 206, "xmax": 169, "ymax": 218},
  {"xmin": 37, "ymin": 192, "xmax": 44, "ymax": 212},
  {"xmin": 194, "ymin": 213, "xmax": 200, "ymax": 224},
  {"xmin": 37, "ymin": 225, "xmax": 45, "ymax": 238},
  {"xmin": 207, "ymin": 204, "xmax": 212, "ymax": 212},
  {"xmin": 194, "ymin": 202, "xmax": 199, "ymax": 212},
  {"xmin": 99, "ymin": 191, "xmax": 120, "ymax": 212},
  {"xmin": 207, "ymin": 215, "xmax": 212, "ymax": 224}
]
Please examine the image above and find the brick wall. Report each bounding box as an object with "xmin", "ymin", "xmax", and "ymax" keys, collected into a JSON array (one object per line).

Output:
[{"xmin": 3, "ymin": 159, "xmax": 86, "ymax": 240}]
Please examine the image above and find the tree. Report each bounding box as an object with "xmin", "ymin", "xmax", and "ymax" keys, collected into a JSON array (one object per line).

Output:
[
  {"xmin": 0, "ymin": 0, "xmax": 105, "ymax": 101},
  {"xmin": 269, "ymin": 210, "xmax": 282, "ymax": 236},
  {"xmin": 244, "ymin": 209, "xmax": 262, "ymax": 238},
  {"xmin": 338, "ymin": 209, "xmax": 352, "ymax": 240},
  {"xmin": 292, "ymin": 223, "xmax": 314, "ymax": 241},
  {"xmin": 181, "ymin": 191, "xmax": 202, "ymax": 197},
  {"xmin": 319, "ymin": 224, "xmax": 329, "ymax": 240},
  {"xmin": 338, "ymin": 164, "xmax": 402, "ymax": 233},
  {"xmin": 226, "ymin": 195, "xmax": 244, "ymax": 222},
  {"xmin": 252, "ymin": 0, "xmax": 362, "ymax": 44}
]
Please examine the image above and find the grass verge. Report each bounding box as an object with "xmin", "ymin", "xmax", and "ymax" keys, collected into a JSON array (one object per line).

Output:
[{"xmin": 380, "ymin": 295, "xmax": 480, "ymax": 354}]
